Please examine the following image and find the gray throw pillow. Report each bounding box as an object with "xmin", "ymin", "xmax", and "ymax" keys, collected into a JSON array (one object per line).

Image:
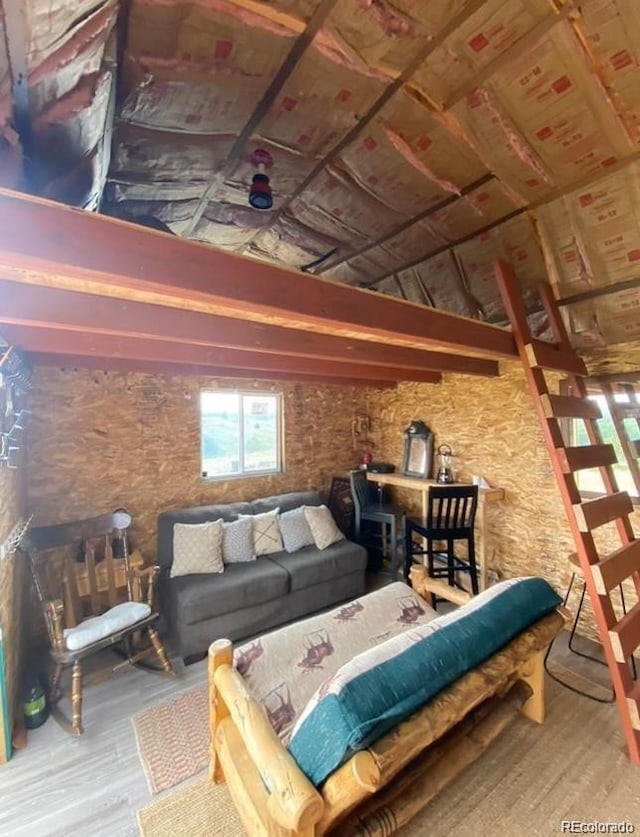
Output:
[
  {"xmin": 279, "ymin": 507, "xmax": 315, "ymax": 553},
  {"xmin": 222, "ymin": 518, "xmax": 255, "ymax": 563}
]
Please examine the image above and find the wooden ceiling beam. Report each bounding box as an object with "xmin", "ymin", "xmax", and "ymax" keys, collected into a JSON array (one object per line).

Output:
[
  {"xmin": 0, "ymin": 188, "xmax": 517, "ymax": 359},
  {"xmin": 0, "ymin": 324, "xmax": 442, "ymax": 384},
  {"xmin": 28, "ymin": 352, "xmax": 396, "ymax": 388},
  {"xmin": 0, "ymin": 279, "xmax": 499, "ymax": 376}
]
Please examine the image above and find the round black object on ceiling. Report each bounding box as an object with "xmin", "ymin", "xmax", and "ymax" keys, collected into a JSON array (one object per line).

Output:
[{"xmin": 249, "ymin": 173, "xmax": 273, "ymax": 210}]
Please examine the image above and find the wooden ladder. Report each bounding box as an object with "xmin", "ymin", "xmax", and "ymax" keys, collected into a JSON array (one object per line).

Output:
[
  {"xmin": 600, "ymin": 381, "xmax": 640, "ymax": 498},
  {"xmin": 494, "ymin": 259, "xmax": 640, "ymax": 765}
]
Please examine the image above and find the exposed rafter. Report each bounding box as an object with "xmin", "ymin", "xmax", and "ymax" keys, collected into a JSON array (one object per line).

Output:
[
  {"xmin": 238, "ymin": 0, "xmax": 493, "ymax": 256},
  {"xmin": 314, "ymin": 173, "xmax": 496, "ymax": 278},
  {"xmin": 182, "ymin": 0, "xmax": 340, "ymax": 237}
]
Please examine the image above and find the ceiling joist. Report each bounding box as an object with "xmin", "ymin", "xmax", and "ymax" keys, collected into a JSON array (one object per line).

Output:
[
  {"xmin": 0, "ymin": 280, "xmax": 499, "ymax": 377},
  {"xmin": 0, "ymin": 323, "xmax": 442, "ymax": 383},
  {"xmin": 29, "ymin": 352, "xmax": 399, "ymax": 388},
  {"xmin": 0, "ymin": 188, "xmax": 517, "ymax": 360}
]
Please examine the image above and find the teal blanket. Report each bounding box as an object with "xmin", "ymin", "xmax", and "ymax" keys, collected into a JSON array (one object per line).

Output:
[{"xmin": 288, "ymin": 577, "xmax": 561, "ymax": 786}]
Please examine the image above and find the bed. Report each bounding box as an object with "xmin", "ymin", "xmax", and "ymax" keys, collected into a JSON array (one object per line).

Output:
[{"xmin": 207, "ymin": 566, "xmax": 567, "ymax": 836}]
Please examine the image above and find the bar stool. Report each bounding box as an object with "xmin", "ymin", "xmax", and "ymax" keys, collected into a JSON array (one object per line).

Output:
[
  {"xmin": 544, "ymin": 551, "xmax": 638, "ymax": 703},
  {"xmin": 404, "ymin": 485, "xmax": 479, "ymax": 597}
]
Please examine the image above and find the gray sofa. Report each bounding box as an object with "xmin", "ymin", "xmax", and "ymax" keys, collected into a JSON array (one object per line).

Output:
[{"xmin": 157, "ymin": 490, "xmax": 368, "ymax": 660}]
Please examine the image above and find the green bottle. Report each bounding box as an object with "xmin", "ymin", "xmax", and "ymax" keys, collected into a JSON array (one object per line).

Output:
[{"xmin": 23, "ymin": 680, "xmax": 49, "ymax": 730}]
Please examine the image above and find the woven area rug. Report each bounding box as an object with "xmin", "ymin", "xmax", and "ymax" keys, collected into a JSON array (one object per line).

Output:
[
  {"xmin": 133, "ymin": 684, "xmax": 209, "ymax": 795},
  {"xmin": 137, "ymin": 672, "xmax": 640, "ymax": 837}
]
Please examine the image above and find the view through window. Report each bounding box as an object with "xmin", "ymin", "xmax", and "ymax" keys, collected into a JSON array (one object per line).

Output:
[
  {"xmin": 201, "ymin": 391, "xmax": 282, "ymax": 478},
  {"xmin": 572, "ymin": 390, "xmax": 639, "ymax": 498}
]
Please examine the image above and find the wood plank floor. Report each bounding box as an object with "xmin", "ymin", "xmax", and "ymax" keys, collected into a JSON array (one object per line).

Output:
[{"xmin": 0, "ymin": 654, "xmax": 207, "ymax": 837}]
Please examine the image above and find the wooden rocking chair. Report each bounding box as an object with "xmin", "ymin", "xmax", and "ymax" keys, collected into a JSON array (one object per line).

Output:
[{"xmin": 23, "ymin": 510, "xmax": 174, "ymax": 736}]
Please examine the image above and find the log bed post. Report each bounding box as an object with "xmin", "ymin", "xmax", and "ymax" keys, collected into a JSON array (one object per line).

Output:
[
  {"xmin": 208, "ymin": 639, "xmax": 232, "ymax": 784},
  {"xmin": 518, "ymin": 649, "xmax": 546, "ymax": 723},
  {"xmin": 208, "ymin": 638, "xmax": 325, "ymax": 835}
]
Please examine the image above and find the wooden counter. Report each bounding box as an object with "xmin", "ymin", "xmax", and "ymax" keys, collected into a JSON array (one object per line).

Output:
[{"xmin": 365, "ymin": 472, "xmax": 504, "ymax": 592}]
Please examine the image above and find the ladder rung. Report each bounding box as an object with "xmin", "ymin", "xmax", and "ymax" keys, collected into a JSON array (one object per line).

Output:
[
  {"xmin": 627, "ymin": 683, "xmax": 640, "ymax": 731},
  {"xmin": 591, "ymin": 540, "xmax": 640, "ymax": 594},
  {"xmin": 558, "ymin": 444, "xmax": 618, "ymax": 473},
  {"xmin": 609, "ymin": 600, "xmax": 640, "ymax": 663},
  {"xmin": 573, "ymin": 492, "xmax": 634, "ymax": 532},
  {"xmin": 541, "ymin": 394, "xmax": 602, "ymax": 420},
  {"xmin": 525, "ymin": 340, "xmax": 588, "ymax": 376}
]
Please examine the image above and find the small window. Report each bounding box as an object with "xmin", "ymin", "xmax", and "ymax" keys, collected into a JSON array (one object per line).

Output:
[
  {"xmin": 200, "ymin": 390, "xmax": 282, "ymax": 479},
  {"xmin": 570, "ymin": 388, "xmax": 639, "ymax": 499}
]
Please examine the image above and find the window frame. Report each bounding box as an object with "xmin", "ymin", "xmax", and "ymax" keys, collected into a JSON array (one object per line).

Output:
[
  {"xmin": 562, "ymin": 380, "xmax": 639, "ymax": 503},
  {"xmin": 200, "ymin": 389, "xmax": 284, "ymax": 481}
]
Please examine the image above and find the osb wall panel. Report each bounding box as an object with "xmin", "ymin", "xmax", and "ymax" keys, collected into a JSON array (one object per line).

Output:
[
  {"xmin": 0, "ymin": 448, "xmax": 27, "ymax": 750},
  {"xmin": 367, "ymin": 360, "xmax": 640, "ymax": 641},
  {"xmin": 25, "ymin": 357, "xmax": 640, "ymax": 647},
  {"xmin": 26, "ymin": 368, "xmax": 371, "ymax": 557}
]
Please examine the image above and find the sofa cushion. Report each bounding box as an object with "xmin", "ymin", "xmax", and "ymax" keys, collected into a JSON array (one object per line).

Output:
[
  {"xmin": 158, "ymin": 502, "xmax": 252, "ymax": 571},
  {"xmin": 168, "ymin": 558, "xmax": 290, "ymax": 625},
  {"xmin": 279, "ymin": 507, "xmax": 315, "ymax": 553},
  {"xmin": 288, "ymin": 577, "xmax": 562, "ymax": 786},
  {"xmin": 171, "ymin": 520, "xmax": 224, "ymax": 578},
  {"xmin": 222, "ymin": 518, "xmax": 255, "ymax": 563},
  {"xmin": 304, "ymin": 505, "xmax": 345, "ymax": 550},
  {"xmin": 268, "ymin": 541, "xmax": 367, "ymax": 592},
  {"xmin": 251, "ymin": 491, "xmax": 322, "ymax": 516}
]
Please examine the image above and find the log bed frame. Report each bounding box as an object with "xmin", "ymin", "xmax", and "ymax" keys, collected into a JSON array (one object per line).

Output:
[{"xmin": 208, "ymin": 566, "xmax": 568, "ymax": 836}]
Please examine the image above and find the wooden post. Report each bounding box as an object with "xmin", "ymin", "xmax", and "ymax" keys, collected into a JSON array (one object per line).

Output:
[
  {"xmin": 409, "ymin": 564, "xmax": 431, "ymax": 605},
  {"xmin": 214, "ymin": 663, "xmax": 324, "ymax": 833},
  {"xmin": 208, "ymin": 639, "xmax": 232, "ymax": 785},
  {"xmin": 318, "ymin": 751, "xmax": 381, "ymax": 833},
  {"xmin": 148, "ymin": 627, "xmax": 172, "ymax": 674},
  {"xmin": 104, "ymin": 536, "xmax": 118, "ymax": 609},
  {"xmin": 49, "ymin": 663, "xmax": 63, "ymax": 705},
  {"xmin": 71, "ymin": 661, "xmax": 83, "ymax": 736},
  {"xmin": 519, "ymin": 649, "xmax": 546, "ymax": 723}
]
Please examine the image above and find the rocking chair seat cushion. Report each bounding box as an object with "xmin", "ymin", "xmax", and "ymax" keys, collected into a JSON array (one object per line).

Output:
[{"xmin": 63, "ymin": 601, "xmax": 152, "ymax": 651}]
